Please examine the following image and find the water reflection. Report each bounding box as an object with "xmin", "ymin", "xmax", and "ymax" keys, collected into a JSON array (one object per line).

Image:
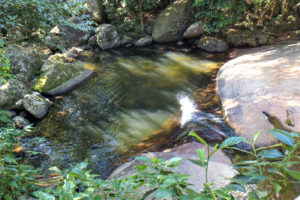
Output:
[{"xmin": 25, "ymin": 46, "xmax": 227, "ymax": 178}]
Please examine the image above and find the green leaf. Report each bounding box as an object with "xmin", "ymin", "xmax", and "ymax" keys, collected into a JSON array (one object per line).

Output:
[
  {"xmin": 257, "ymin": 149, "xmax": 283, "ymax": 158},
  {"xmin": 284, "ymin": 168, "xmax": 300, "ymax": 180},
  {"xmin": 33, "ymin": 191, "xmax": 55, "ymax": 200},
  {"xmin": 136, "ymin": 164, "xmax": 147, "ymax": 172},
  {"xmin": 269, "ymin": 129, "xmax": 294, "ymax": 147},
  {"xmin": 135, "ymin": 156, "xmax": 152, "ymax": 163},
  {"xmin": 4, "ymin": 155, "xmax": 17, "ymax": 164},
  {"xmin": 220, "ymin": 136, "xmax": 245, "ymax": 149},
  {"xmin": 49, "ymin": 166, "xmax": 62, "ymax": 174},
  {"xmin": 189, "ymin": 132, "xmax": 207, "ymax": 145},
  {"xmin": 197, "ymin": 149, "xmax": 206, "ymax": 166},
  {"xmin": 271, "ymin": 181, "xmax": 282, "ymax": 195},
  {"xmin": 165, "ymin": 157, "xmax": 182, "ymax": 167},
  {"xmin": 253, "ymin": 131, "xmax": 260, "ymax": 143},
  {"xmin": 224, "ymin": 183, "xmax": 246, "ymax": 193},
  {"xmin": 156, "ymin": 188, "xmax": 172, "ymax": 199},
  {"xmin": 187, "ymin": 158, "xmax": 205, "ymax": 167}
]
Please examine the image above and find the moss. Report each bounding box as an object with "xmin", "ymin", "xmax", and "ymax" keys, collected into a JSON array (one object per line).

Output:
[{"xmin": 33, "ymin": 63, "xmax": 85, "ymax": 93}]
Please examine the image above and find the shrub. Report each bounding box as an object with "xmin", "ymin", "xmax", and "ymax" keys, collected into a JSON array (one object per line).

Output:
[{"xmin": 193, "ymin": 0, "xmax": 247, "ymax": 33}]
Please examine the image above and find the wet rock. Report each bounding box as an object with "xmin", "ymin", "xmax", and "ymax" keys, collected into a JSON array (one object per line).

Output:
[
  {"xmin": 23, "ymin": 92, "xmax": 50, "ymax": 119},
  {"xmin": 87, "ymin": 0, "xmax": 105, "ymax": 24},
  {"xmin": 225, "ymin": 29, "xmax": 258, "ymax": 47},
  {"xmin": 109, "ymin": 142, "xmax": 237, "ymax": 198},
  {"xmin": 152, "ymin": 0, "xmax": 194, "ymax": 43},
  {"xmin": 197, "ymin": 36, "xmax": 229, "ymax": 52},
  {"xmin": 46, "ymin": 25, "xmax": 89, "ymax": 51},
  {"xmin": 88, "ymin": 35, "xmax": 98, "ymax": 46},
  {"xmin": 96, "ymin": 24, "xmax": 120, "ymax": 50},
  {"xmin": 217, "ymin": 42, "xmax": 300, "ymax": 146},
  {"xmin": 0, "ymin": 79, "xmax": 29, "ymax": 109},
  {"xmin": 177, "ymin": 41, "xmax": 184, "ymax": 46},
  {"xmin": 13, "ymin": 116, "xmax": 30, "ymax": 129},
  {"xmin": 5, "ymin": 45, "xmax": 42, "ymax": 83},
  {"xmin": 183, "ymin": 21, "xmax": 205, "ymax": 39},
  {"xmin": 34, "ymin": 62, "xmax": 94, "ymax": 95},
  {"xmin": 119, "ymin": 35, "xmax": 133, "ymax": 47},
  {"xmin": 135, "ymin": 35, "xmax": 153, "ymax": 47}
]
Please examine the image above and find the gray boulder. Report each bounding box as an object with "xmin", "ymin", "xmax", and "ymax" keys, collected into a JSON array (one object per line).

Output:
[
  {"xmin": 87, "ymin": 0, "xmax": 105, "ymax": 23},
  {"xmin": 23, "ymin": 92, "xmax": 50, "ymax": 119},
  {"xmin": 225, "ymin": 29, "xmax": 258, "ymax": 47},
  {"xmin": 183, "ymin": 21, "xmax": 205, "ymax": 39},
  {"xmin": 13, "ymin": 116, "xmax": 30, "ymax": 129},
  {"xmin": 152, "ymin": 0, "xmax": 194, "ymax": 43},
  {"xmin": 96, "ymin": 24, "xmax": 120, "ymax": 50},
  {"xmin": 135, "ymin": 35, "xmax": 153, "ymax": 47},
  {"xmin": 5, "ymin": 45, "xmax": 42, "ymax": 82},
  {"xmin": 197, "ymin": 36, "xmax": 229, "ymax": 52},
  {"xmin": 46, "ymin": 25, "xmax": 89, "ymax": 51},
  {"xmin": 0, "ymin": 80, "xmax": 29, "ymax": 109}
]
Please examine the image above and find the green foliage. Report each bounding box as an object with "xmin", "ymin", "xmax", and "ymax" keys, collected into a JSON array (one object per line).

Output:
[
  {"xmin": 103, "ymin": 0, "xmax": 163, "ymax": 35},
  {"xmin": 0, "ymin": 114, "xmax": 38, "ymax": 200},
  {"xmin": 0, "ymin": 0, "xmax": 95, "ymax": 40},
  {"xmin": 0, "ymin": 38, "xmax": 13, "ymax": 83},
  {"xmin": 193, "ymin": 0, "xmax": 247, "ymax": 32},
  {"xmin": 230, "ymin": 129, "xmax": 300, "ymax": 199}
]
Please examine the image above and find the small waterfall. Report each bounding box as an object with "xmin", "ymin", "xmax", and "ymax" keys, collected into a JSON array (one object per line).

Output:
[{"xmin": 178, "ymin": 95, "xmax": 197, "ymax": 126}]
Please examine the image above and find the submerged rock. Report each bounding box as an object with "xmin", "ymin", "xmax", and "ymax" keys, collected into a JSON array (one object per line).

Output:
[
  {"xmin": 96, "ymin": 24, "xmax": 120, "ymax": 50},
  {"xmin": 183, "ymin": 21, "xmax": 205, "ymax": 39},
  {"xmin": 23, "ymin": 92, "xmax": 50, "ymax": 119},
  {"xmin": 197, "ymin": 36, "xmax": 229, "ymax": 52},
  {"xmin": 13, "ymin": 116, "xmax": 30, "ymax": 129},
  {"xmin": 217, "ymin": 42, "xmax": 300, "ymax": 146},
  {"xmin": 109, "ymin": 142, "xmax": 237, "ymax": 198},
  {"xmin": 34, "ymin": 62, "xmax": 94, "ymax": 95},
  {"xmin": 135, "ymin": 35, "xmax": 153, "ymax": 47},
  {"xmin": 152, "ymin": 0, "xmax": 194, "ymax": 43},
  {"xmin": 46, "ymin": 25, "xmax": 89, "ymax": 51}
]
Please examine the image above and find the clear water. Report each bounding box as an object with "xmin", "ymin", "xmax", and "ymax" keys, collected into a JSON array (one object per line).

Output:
[{"xmin": 25, "ymin": 46, "xmax": 228, "ymax": 178}]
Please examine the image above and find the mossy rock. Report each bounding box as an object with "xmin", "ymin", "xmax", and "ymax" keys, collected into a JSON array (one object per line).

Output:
[
  {"xmin": 152, "ymin": 0, "xmax": 194, "ymax": 43},
  {"xmin": 33, "ymin": 62, "xmax": 94, "ymax": 95}
]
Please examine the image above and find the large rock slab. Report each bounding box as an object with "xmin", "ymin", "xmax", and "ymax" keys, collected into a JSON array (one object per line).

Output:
[
  {"xmin": 109, "ymin": 142, "xmax": 236, "ymax": 195},
  {"xmin": 33, "ymin": 62, "xmax": 94, "ymax": 95},
  {"xmin": 217, "ymin": 42, "xmax": 300, "ymax": 146},
  {"xmin": 152, "ymin": 0, "xmax": 194, "ymax": 43}
]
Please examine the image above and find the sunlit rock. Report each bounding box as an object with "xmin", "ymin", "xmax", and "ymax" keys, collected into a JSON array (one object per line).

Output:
[
  {"xmin": 183, "ymin": 21, "xmax": 205, "ymax": 39},
  {"xmin": 23, "ymin": 92, "xmax": 50, "ymax": 119},
  {"xmin": 217, "ymin": 42, "xmax": 300, "ymax": 146}
]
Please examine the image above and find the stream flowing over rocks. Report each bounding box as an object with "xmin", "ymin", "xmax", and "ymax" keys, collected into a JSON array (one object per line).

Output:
[{"xmin": 217, "ymin": 41, "xmax": 300, "ymax": 146}]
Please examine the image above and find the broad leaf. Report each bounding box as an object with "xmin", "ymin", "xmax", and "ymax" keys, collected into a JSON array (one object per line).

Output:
[
  {"xmin": 135, "ymin": 156, "xmax": 152, "ymax": 163},
  {"xmin": 284, "ymin": 168, "xmax": 300, "ymax": 180},
  {"xmin": 33, "ymin": 191, "xmax": 55, "ymax": 200},
  {"xmin": 220, "ymin": 136, "xmax": 245, "ymax": 149},
  {"xmin": 156, "ymin": 188, "xmax": 172, "ymax": 198},
  {"xmin": 187, "ymin": 158, "xmax": 205, "ymax": 167},
  {"xmin": 271, "ymin": 181, "xmax": 282, "ymax": 195},
  {"xmin": 257, "ymin": 149, "xmax": 283, "ymax": 158},
  {"xmin": 269, "ymin": 129, "xmax": 294, "ymax": 147}
]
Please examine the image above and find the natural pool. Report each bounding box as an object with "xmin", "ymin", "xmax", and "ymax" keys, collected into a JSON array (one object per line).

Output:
[{"xmin": 23, "ymin": 46, "xmax": 228, "ymax": 178}]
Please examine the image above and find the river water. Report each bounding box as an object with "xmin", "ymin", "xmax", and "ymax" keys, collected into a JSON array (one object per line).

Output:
[{"xmin": 23, "ymin": 46, "xmax": 228, "ymax": 178}]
